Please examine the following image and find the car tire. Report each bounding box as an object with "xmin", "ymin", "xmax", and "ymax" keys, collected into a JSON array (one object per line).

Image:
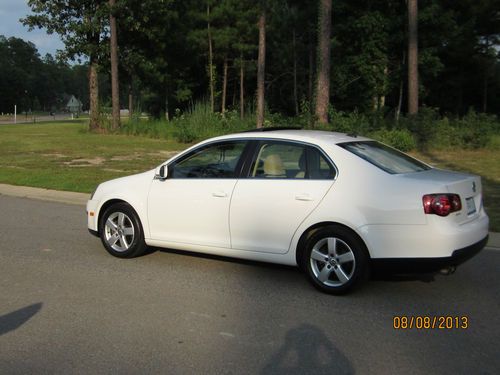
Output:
[
  {"xmin": 303, "ymin": 225, "xmax": 369, "ymax": 294},
  {"xmin": 99, "ymin": 202, "xmax": 147, "ymax": 258}
]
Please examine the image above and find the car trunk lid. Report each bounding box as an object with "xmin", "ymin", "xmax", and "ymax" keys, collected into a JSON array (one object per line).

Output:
[{"xmin": 398, "ymin": 169, "xmax": 482, "ymax": 223}]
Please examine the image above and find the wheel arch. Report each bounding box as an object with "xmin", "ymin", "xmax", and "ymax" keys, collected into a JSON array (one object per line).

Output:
[
  {"xmin": 97, "ymin": 198, "xmax": 130, "ymax": 235},
  {"xmin": 295, "ymin": 221, "xmax": 371, "ymax": 268}
]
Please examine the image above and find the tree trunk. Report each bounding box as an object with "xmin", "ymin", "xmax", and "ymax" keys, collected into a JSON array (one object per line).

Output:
[
  {"xmin": 240, "ymin": 56, "xmax": 244, "ymax": 119},
  {"xmin": 315, "ymin": 0, "xmax": 332, "ymax": 125},
  {"xmin": 232, "ymin": 76, "xmax": 237, "ymax": 107},
  {"xmin": 379, "ymin": 65, "xmax": 388, "ymax": 109},
  {"xmin": 396, "ymin": 51, "xmax": 405, "ymax": 121},
  {"xmin": 483, "ymin": 73, "xmax": 488, "ymax": 113},
  {"xmin": 482, "ymin": 37, "xmax": 489, "ymax": 113},
  {"xmin": 207, "ymin": 3, "xmax": 214, "ymax": 112},
  {"xmin": 407, "ymin": 0, "xmax": 418, "ymax": 115},
  {"xmin": 165, "ymin": 87, "xmax": 169, "ymax": 121},
  {"xmin": 256, "ymin": 11, "xmax": 266, "ymax": 128},
  {"xmin": 109, "ymin": 0, "xmax": 120, "ymax": 129},
  {"xmin": 293, "ymin": 29, "xmax": 299, "ymax": 116},
  {"xmin": 88, "ymin": 57, "xmax": 99, "ymax": 131},
  {"xmin": 221, "ymin": 57, "xmax": 228, "ymax": 114},
  {"xmin": 372, "ymin": 96, "xmax": 378, "ymax": 111},
  {"xmin": 308, "ymin": 32, "xmax": 314, "ymax": 111},
  {"xmin": 128, "ymin": 81, "xmax": 133, "ymax": 118}
]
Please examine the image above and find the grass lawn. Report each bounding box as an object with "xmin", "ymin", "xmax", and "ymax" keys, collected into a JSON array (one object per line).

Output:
[
  {"xmin": 0, "ymin": 121, "xmax": 187, "ymax": 193},
  {"xmin": 1, "ymin": 121, "xmax": 498, "ymax": 231}
]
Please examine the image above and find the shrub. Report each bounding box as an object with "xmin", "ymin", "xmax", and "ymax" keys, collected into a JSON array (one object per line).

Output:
[
  {"xmin": 369, "ymin": 128, "xmax": 416, "ymax": 151},
  {"xmin": 452, "ymin": 109, "xmax": 499, "ymax": 149}
]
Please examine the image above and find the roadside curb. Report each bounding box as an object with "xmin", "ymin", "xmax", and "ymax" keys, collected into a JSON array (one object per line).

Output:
[
  {"xmin": 0, "ymin": 183, "xmax": 88, "ymax": 206},
  {"xmin": 0, "ymin": 182, "xmax": 499, "ymax": 249},
  {"xmin": 487, "ymin": 232, "xmax": 500, "ymax": 250}
]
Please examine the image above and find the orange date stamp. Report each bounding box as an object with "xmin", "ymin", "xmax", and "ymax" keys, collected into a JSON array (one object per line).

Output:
[{"xmin": 393, "ymin": 316, "xmax": 469, "ymax": 330}]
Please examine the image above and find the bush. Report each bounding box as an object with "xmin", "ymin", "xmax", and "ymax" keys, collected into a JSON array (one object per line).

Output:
[
  {"xmin": 327, "ymin": 108, "xmax": 371, "ymax": 135},
  {"xmin": 400, "ymin": 107, "xmax": 499, "ymax": 150},
  {"xmin": 452, "ymin": 110, "xmax": 499, "ymax": 149},
  {"xmin": 115, "ymin": 102, "xmax": 500, "ymax": 150},
  {"xmin": 369, "ymin": 128, "xmax": 416, "ymax": 152}
]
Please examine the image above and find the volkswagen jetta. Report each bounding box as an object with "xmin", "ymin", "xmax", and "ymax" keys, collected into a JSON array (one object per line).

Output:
[{"xmin": 87, "ymin": 129, "xmax": 489, "ymax": 294}]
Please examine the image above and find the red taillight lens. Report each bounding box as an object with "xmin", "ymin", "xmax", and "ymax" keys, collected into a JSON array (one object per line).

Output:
[{"xmin": 422, "ymin": 194, "xmax": 462, "ymax": 216}]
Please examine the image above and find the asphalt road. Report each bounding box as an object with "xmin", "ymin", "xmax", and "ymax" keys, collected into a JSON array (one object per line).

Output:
[{"xmin": 0, "ymin": 195, "xmax": 499, "ymax": 374}]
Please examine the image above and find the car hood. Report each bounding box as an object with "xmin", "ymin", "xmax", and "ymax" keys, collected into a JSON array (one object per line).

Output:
[{"xmin": 96, "ymin": 169, "xmax": 156, "ymax": 197}]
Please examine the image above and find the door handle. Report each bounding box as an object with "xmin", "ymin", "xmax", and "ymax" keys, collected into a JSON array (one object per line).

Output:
[
  {"xmin": 212, "ymin": 191, "xmax": 228, "ymax": 198},
  {"xmin": 295, "ymin": 194, "xmax": 314, "ymax": 201}
]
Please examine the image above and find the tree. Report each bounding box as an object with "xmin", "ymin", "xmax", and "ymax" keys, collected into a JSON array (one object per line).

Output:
[
  {"xmin": 256, "ymin": 9, "xmax": 266, "ymax": 128},
  {"xmin": 109, "ymin": 0, "xmax": 120, "ymax": 129},
  {"xmin": 407, "ymin": 0, "xmax": 418, "ymax": 115},
  {"xmin": 207, "ymin": 1, "xmax": 215, "ymax": 112},
  {"xmin": 23, "ymin": 0, "xmax": 108, "ymax": 130},
  {"xmin": 315, "ymin": 0, "xmax": 332, "ymax": 124}
]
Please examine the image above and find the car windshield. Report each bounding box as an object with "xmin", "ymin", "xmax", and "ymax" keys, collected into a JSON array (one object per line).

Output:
[{"xmin": 339, "ymin": 141, "xmax": 431, "ymax": 174}]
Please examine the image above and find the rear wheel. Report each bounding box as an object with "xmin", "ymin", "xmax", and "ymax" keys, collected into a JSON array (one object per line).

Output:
[
  {"xmin": 99, "ymin": 202, "xmax": 147, "ymax": 258},
  {"xmin": 303, "ymin": 225, "xmax": 369, "ymax": 294}
]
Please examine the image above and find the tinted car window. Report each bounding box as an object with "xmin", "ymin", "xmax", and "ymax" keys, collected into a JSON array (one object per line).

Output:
[
  {"xmin": 339, "ymin": 141, "xmax": 430, "ymax": 174},
  {"xmin": 249, "ymin": 141, "xmax": 335, "ymax": 180},
  {"xmin": 170, "ymin": 141, "xmax": 247, "ymax": 178}
]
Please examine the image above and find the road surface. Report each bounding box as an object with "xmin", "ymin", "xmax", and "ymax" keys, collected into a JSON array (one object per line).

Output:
[{"xmin": 0, "ymin": 195, "xmax": 498, "ymax": 374}]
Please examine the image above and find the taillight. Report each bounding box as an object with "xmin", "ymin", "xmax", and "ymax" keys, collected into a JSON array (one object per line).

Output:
[{"xmin": 422, "ymin": 194, "xmax": 462, "ymax": 216}]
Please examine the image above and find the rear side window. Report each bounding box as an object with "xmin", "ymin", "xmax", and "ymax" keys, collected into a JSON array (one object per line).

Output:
[
  {"xmin": 339, "ymin": 141, "xmax": 430, "ymax": 174},
  {"xmin": 248, "ymin": 141, "xmax": 335, "ymax": 179}
]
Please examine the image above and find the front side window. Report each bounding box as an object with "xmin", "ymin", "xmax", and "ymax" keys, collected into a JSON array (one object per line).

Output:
[
  {"xmin": 339, "ymin": 141, "xmax": 430, "ymax": 174},
  {"xmin": 249, "ymin": 141, "xmax": 335, "ymax": 179},
  {"xmin": 170, "ymin": 141, "xmax": 247, "ymax": 178}
]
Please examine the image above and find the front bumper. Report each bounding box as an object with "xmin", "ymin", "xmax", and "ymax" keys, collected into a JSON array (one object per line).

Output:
[
  {"xmin": 88, "ymin": 228, "xmax": 99, "ymax": 237},
  {"xmin": 371, "ymin": 235, "xmax": 488, "ymax": 273},
  {"xmin": 86, "ymin": 199, "xmax": 99, "ymax": 232}
]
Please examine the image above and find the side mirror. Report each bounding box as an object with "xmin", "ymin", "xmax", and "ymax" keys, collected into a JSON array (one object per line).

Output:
[{"xmin": 154, "ymin": 164, "xmax": 168, "ymax": 180}]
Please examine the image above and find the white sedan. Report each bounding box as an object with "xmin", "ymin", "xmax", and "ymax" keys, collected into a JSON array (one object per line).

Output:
[{"xmin": 87, "ymin": 129, "xmax": 489, "ymax": 294}]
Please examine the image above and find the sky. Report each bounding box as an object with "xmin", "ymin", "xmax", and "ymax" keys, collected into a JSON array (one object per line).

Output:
[{"xmin": 0, "ymin": 0, "xmax": 64, "ymax": 57}]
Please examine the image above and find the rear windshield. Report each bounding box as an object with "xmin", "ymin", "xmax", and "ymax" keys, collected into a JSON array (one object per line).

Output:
[{"xmin": 339, "ymin": 141, "xmax": 431, "ymax": 174}]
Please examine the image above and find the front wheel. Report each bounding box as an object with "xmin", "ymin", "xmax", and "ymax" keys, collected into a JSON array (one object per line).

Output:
[
  {"xmin": 99, "ymin": 202, "xmax": 147, "ymax": 258},
  {"xmin": 303, "ymin": 226, "xmax": 369, "ymax": 294}
]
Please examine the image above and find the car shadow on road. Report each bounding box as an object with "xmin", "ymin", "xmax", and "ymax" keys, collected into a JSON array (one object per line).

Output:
[
  {"xmin": 153, "ymin": 246, "xmax": 300, "ymax": 272},
  {"xmin": 0, "ymin": 303, "xmax": 42, "ymax": 336},
  {"xmin": 154, "ymin": 246, "xmax": 439, "ymax": 287},
  {"xmin": 260, "ymin": 324, "xmax": 354, "ymax": 375}
]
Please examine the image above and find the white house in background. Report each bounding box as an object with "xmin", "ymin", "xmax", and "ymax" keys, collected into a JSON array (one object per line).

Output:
[{"xmin": 66, "ymin": 95, "xmax": 83, "ymax": 117}]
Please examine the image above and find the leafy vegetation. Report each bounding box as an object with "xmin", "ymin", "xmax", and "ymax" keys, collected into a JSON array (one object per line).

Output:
[{"xmin": 8, "ymin": 0, "xmax": 498, "ymax": 123}]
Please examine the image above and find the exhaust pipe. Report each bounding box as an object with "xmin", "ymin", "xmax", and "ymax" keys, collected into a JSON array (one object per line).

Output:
[{"xmin": 439, "ymin": 266, "xmax": 456, "ymax": 276}]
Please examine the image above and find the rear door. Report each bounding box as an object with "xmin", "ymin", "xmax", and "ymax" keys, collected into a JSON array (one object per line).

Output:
[{"xmin": 230, "ymin": 140, "xmax": 336, "ymax": 254}]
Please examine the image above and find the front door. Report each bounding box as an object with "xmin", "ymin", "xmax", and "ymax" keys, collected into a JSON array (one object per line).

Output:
[{"xmin": 148, "ymin": 140, "xmax": 248, "ymax": 248}]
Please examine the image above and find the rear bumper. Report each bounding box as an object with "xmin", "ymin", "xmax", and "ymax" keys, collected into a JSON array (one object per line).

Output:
[{"xmin": 371, "ymin": 235, "xmax": 488, "ymax": 273}]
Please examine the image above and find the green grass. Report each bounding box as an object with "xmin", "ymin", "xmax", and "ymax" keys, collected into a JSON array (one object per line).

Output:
[
  {"xmin": 0, "ymin": 121, "xmax": 187, "ymax": 193},
  {"xmin": 0, "ymin": 121, "xmax": 499, "ymax": 231}
]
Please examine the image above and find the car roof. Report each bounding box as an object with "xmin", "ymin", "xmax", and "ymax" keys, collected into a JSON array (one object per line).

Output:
[{"xmin": 212, "ymin": 129, "xmax": 372, "ymax": 145}]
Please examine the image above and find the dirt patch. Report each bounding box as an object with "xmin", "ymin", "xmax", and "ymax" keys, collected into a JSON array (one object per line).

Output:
[
  {"xmin": 42, "ymin": 153, "xmax": 66, "ymax": 158},
  {"xmin": 63, "ymin": 157, "xmax": 105, "ymax": 167},
  {"xmin": 111, "ymin": 153, "xmax": 142, "ymax": 161},
  {"xmin": 102, "ymin": 168, "xmax": 125, "ymax": 173},
  {"xmin": 154, "ymin": 150, "xmax": 180, "ymax": 159}
]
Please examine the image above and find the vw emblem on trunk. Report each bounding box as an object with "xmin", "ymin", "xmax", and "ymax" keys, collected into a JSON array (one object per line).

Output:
[{"xmin": 472, "ymin": 181, "xmax": 476, "ymax": 193}]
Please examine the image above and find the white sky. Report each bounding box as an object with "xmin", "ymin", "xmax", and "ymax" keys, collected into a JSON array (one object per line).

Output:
[{"xmin": 0, "ymin": 0, "xmax": 64, "ymax": 57}]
